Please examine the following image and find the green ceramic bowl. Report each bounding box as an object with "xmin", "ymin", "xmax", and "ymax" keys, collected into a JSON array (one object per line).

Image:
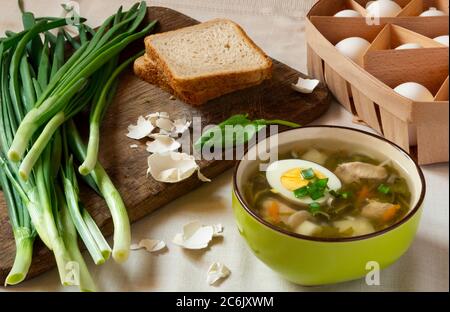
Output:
[{"xmin": 232, "ymin": 126, "xmax": 426, "ymax": 286}]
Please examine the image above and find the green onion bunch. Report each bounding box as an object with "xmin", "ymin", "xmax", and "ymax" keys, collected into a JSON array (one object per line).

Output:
[{"xmin": 0, "ymin": 2, "xmax": 156, "ymax": 290}]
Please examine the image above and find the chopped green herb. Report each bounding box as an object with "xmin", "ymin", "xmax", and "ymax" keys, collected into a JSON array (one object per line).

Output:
[
  {"xmin": 341, "ymin": 191, "xmax": 352, "ymax": 199},
  {"xmin": 315, "ymin": 178, "xmax": 329, "ymax": 189},
  {"xmin": 309, "ymin": 188, "xmax": 325, "ymax": 200},
  {"xmin": 309, "ymin": 202, "xmax": 321, "ymax": 214},
  {"xmin": 294, "ymin": 186, "xmax": 309, "ymax": 198},
  {"xmin": 301, "ymin": 168, "xmax": 315, "ymax": 180},
  {"xmin": 292, "ymin": 177, "xmax": 329, "ymax": 200},
  {"xmin": 194, "ymin": 114, "xmax": 300, "ymax": 150},
  {"xmin": 377, "ymin": 184, "xmax": 391, "ymax": 194},
  {"xmin": 330, "ymin": 189, "xmax": 352, "ymax": 199}
]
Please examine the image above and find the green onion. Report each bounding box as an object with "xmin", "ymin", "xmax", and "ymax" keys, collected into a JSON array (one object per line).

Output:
[
  {"xmin": 1, "ymin": 1, "xmax": 153, "ymax": 290},
  {"xmin": 315, "ymin": 178, "xmax": 329, "ymax": 188},
  {"xmin": 292, "ymin": 178, "xmax": 329, "ymax": 200},
  {"xmin": 66, "ymin": 120, "xmax": 130, "ymax": 263},
  {"xmin": 377, "ymin": 184, "xmax": 391, "ymax": 194},
  {"xmin": 309, "ymin": 202, "xmax": 321, "ymax": 214},
  {"xmin": 309, "ymin": 186, "xmax": 325, "ymax": 200},
  {"xmin": 7, "ymin": 2, "xmax": 157, "ymax": 179},
  {"xmin": 79, "ymin": 50, "xmax": 144, "ymax": 175},
  {"xmin": 293, "ymin": 186, "xmax": 309, "ymax": 198},
  {"xmin": 58, "ymin": 187, "xmax": 97, "ymax": 292},
  {"xmin": 301, "ymin": 168, "xmax": 315, "ymax": 180},
  {"xmin": 330, "ymin": 189, "xmax": 352, "ymax": 199}
]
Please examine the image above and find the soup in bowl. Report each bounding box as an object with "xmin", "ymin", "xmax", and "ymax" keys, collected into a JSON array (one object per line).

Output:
[{"xmin": 232, "ymin": 126, "xmax": 425, "ymax": 285}]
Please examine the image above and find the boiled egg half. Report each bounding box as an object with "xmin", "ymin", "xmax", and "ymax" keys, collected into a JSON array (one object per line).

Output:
[{"xmin": 266, "ymin": 159, "xmax": 342, "ymax": 205}]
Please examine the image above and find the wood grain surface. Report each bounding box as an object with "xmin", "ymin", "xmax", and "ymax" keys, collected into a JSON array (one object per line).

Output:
[{"xmin": 0, "ymin": 6, "xmax": 331, "ymax": 284}]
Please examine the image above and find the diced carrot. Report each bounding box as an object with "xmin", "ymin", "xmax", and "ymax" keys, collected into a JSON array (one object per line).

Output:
[
  {"xmin": 268, "ymin": 201, "xmax": 280, "ymax": 223},
  {"xmin": 356, "ymin": 185, "xmax": 371, "ymax": 206},
  {"xmin": 382, "ymin": 204, "xmax": 401, "ymax": 222}
]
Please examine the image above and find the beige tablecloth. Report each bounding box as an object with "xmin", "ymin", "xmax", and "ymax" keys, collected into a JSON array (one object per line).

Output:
[{"xmin": 1, "ymin": 0, "xmax": 448, "ymax": 292}]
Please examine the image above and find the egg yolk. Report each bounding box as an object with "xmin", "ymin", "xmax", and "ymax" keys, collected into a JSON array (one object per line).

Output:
[{"xmin": 280, "ymin": 168, "xmax": 326, "ymax": 191}]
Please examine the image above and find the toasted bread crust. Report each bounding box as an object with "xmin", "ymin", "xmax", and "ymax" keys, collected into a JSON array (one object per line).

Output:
[
  {"xmin": 134, "ymin": 55, "xmax": 261, "ymax": 105},
  {"xmin": 144, "ymin": 19, "xmax": 272, "ymax": 92}
]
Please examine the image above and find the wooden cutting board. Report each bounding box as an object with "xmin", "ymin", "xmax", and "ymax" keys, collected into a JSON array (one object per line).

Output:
[{"xmin": 0, "ymin": 6, "xmax": 331, "ymax": 285}]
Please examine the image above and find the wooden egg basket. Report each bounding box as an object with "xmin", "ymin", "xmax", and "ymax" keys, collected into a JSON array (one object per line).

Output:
[{"xmin": 306, "ymin": 0, "xmax": 449, "ymax": 165}]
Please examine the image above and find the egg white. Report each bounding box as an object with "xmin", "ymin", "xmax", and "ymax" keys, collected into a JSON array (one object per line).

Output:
[{"xmin": 266, "ymin": 159, "xmax": 342, "ymax": 206}]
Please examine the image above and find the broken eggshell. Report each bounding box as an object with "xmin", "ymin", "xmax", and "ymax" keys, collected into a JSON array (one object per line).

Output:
[
  {"xmin": 173, "ymin": 118, "xmax": 192, "ymax": 134},
  {"xmin": 207, "ymin": 262, "xmax": 231, "ymax": 285},
  {"xmin": 156, "ymin": 117, "xmax": 175, "ymax": 132},
  {"xmin": 127, "ymin": 116, "xmax": 155, "ymax": 139},
  {"xmin": 172, "ymin": 221, "xmax": 223, "ymax": 250},
  {"xmin": 147, "ymin": 152, "xmax": 211, "ymax": 183},
  {"xmin": 146, "ymin": 136, "xmax": 181, "ymax": 154},
  {"xmin": 130, "ymin": 239, "xmax": 166, "ymax": 253},
  {"xmin": 291, "ymin": 77, "xmax": 320, "ymax": 94}
]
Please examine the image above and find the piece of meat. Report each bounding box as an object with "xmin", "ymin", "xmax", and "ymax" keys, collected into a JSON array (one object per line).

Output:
[
  {"xmin": 287, "ymin": 210, "xmax": 312, "ymax": 229},
  {"xmin": 335, "ymin": 162, "xmax": 388, "ymax": 184},
  {"xmin": 361, "ymin": 200, "xmax": 396, "ymax": 222}
]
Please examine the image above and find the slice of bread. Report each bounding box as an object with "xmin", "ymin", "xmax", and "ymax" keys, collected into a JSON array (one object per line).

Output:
[
  {"xmin": 144, "ymin": 19, "xmax": 272, "ymax": 92},
  {"xmin": 134, "ymin": 19, "xmax": 272, "ymax": 105},
  {"xmin": 134, "ymin": 55, "xmax": 260, "ymax": 105}
]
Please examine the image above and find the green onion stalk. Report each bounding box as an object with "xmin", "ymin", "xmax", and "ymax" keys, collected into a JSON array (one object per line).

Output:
[
  {"xmin": 61, "ymin": 126, "xmax": 111, "ymax": 265},
  {"xmin": 1, "ymin": 41, "xmax": 37, "ymax": 285},
  {"xmin": 66, "ymin": 120, "xmax": 130, "ymax": 263},
  {"xmin": 0, "ymin": 163, "xmax": 35, "ymax": 286},
  {"xmin": 79, "ymin": 50, "xmax": 144, "ymax": 175},
  {"xmin": 0, "ymin": 2, "xmax": 154, "ymax": 288},
  {"xmin": 8, "ymin": 2, "xmax": 157, "ymax": 182},
  {"xmin": 57, "ymin": 185, "xmax": 97, "ymax": 292},
  {"xmin": 1, "ymin": 13, "xmax": 81, "ymax": 287}
]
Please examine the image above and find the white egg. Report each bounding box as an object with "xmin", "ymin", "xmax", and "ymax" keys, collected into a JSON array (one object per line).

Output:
[
  {"xmin": 420, "ymin": 7, "xmax": 446, "ymax": 16},
  {"xmin": 434, "ymin": 35, "xmax": 449, "ymax": 46},
  {"xmin": 394, "ymin": 82, "xmax": 434, "ymax": 102},
  {"xmin": 394, "ymin": 82, "xmax": 434, "ymax": 146},
  {"xmin": 366, "ymin": 0, "xmax": 402, "ymax": 17},
  {"xmin": 334, "ymin": 9, "xmax": 362, "ymax": 17},
  {"xmin": 366, "ymin": 1, "xmax": 375, "ymax": 9},
  {"xmin": 266, "ymin": 159, "xmax": 342, "ymax": 206},
  {"xmin": 395, "ymin": 43, "xmax": 422, "ymax": 50},
  {"xmin": 335, "ymin": 37, "xmax": 370, "ymax": 63}
]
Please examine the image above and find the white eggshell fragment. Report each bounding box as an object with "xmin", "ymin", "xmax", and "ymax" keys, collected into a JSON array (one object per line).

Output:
[
  {"xmin": 434, "ymin": 35, "xmax": 449, "ymax": 46},
  {"xmin": 366, "ymin": 0, "xmax": 402, "ymax": 17},
  {"xmin": 334, "ymin": 9, "xmax": 362, "ymax": 17},
  {"xmin": 207, "ymin": 262, "xmax": 231, "ymax": 285},
  {"xmin": 146, "ymin": 112, "xmax": 167, "ymax": 126},
  {"xmin": 212, "ymin": 224, "xmax": 224, "ymax": 237},
  {"xmin": 130, "ymin": 239, "xmax": 166, "ymax": 253},
  {"xmin": 172, "ymin": 221, "xmax": 215, "ymax": 250},
  {"xmin": 147, "ymin": 152, "xmax": 210, "ymax": 183},
  {"xmin": 420, "ymin": 7, "xmax": 446, "ymax": 16},
  {"xmin": 335, "ymin": 37, "xmax": 370, "ymax": 63},
  {"xmin": 173, "ymin": 118, "xmax": 192, "ymax": 134},
  {"xmin": 126, "ymin": 116, "xmax": 155, "ymax": 139},
  {"xmin": 291, "ymin": 77, "xmax": 320, "ymax": 94},
  {"xmin": 156, "ymin": 117, "xmax": 175, "ymax": 132},
  {"xmin": 394, "ymin": 82, "xmax": 434, "ymax": 102},
  {"xmin": 146, "ymin": 136, "xmax": 181, "ymax": 154},
  {"xmin": 395, "ymin": 43, "xmax": 422, "ymax": 50}
]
